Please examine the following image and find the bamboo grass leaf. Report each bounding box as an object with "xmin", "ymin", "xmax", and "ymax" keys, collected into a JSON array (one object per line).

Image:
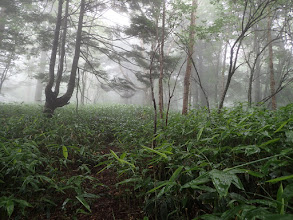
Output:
[
  {"xmin": 197, "ymin": 127, "xmax": 204, "ymax": 141},
  {"xmin": 110, "ymin": 150, "xmax": 135, "ymax": 168},
  {"xmin": 141, "ymin": 146, "xmax": 168, "ymax": 159},
  {"xmin": 6, "ymin": 200, "xmax": 14, "ymax": 217},
  {"xmin": 147, "ymin": 182, "xmax": 169, "ymax": 194},
  {"xmin": 76, "ymin": 196, "xmax": 91, "ymax": 213},
  {"xmin": 274, "ymin": 119, "xmax": 292, "ymax": 133},
  {"xmin": 267, "ymin": 175, "xmax": 293, "ymax": 183},
  {"xmin": 209, "ymin": 169, "xmax": 240, "ymax": 198},
  {"xmin": 259, "ymin": 138, "xmax": 280, "ymax": 148},
  {"xmin": 283, "ymin": 184, "xmax": 293, "ymax": 200},
  {"xmin": 262, "ymin": 214, "xmax": 293, "ymax": 220},
  {"xmin": 277, "ymin": 183, "xmax": 285, "ymax": 214},
  {"xmin": 62, "ymin": 146, "xmax": 68, "ymax": 159},
  {"xmin": 181, "ymin": 173, "xmax": 210, "ymax": 189},
  {"xmin": 169, "ymin": 166, "xmax": 183, "ymax": 182}
]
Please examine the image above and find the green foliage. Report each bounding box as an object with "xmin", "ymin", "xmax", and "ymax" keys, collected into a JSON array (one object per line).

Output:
[
  {"xmin": 104, "ymin": 103, "xmax": 293, "ymax": 219},
  {"xmin": 0, "ymin": 104, "xmax": 104, "ymax": 218},
  {"xmin": 1, "ymin": 103, "xmax": 293, "ymax": 219}
]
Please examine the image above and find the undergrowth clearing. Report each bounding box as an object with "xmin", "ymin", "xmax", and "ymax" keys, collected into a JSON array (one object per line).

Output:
[{"xmin": 0, "ymin": 103, "xmax": 293, "ymax": 219}]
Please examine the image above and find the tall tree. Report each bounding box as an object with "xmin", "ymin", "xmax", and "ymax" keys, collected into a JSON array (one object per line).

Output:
[
  {"xmin": 218, "ymin": 0, "xmax": 277, "ymax": 110},
  {"xmin": 158, "ymin": 0, "xmax": 166, "ymax": 119},
  {"xmin": 44, "ymin": 0, "xmax": 85, "ymax": 115},
  {"xmin": 267, "ymin": 9, "xmax": 277, "ymax": 110},
  {"xmin": 253, "ymin": 25, "xmax": 262, "ymax": 103},
  {"xmin": 182, "ymin": 0, "xmax": 197, "ymax": 115}
]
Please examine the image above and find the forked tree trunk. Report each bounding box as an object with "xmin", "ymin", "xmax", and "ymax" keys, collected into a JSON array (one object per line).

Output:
[
  {"xmin": 44, "ymin": 0, "xmax": 85, "ymax": 116},
  {"xmin": 182, "ymin": 0, "xmax": 197, "ymax": 115}
]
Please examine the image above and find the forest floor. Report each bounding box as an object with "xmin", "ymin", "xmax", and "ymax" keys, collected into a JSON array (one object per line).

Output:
[
  {"xmin": 40, "ymin": 146, "xmax": 144, "ymax": 220},
  {"xmin": 76, "ymin": 146, "xmax": 143, "ymax": 220}
]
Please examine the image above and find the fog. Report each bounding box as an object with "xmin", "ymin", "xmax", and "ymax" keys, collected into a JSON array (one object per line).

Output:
[{"xmin": 1, "ymin": 0, "xmax": 293, "ymax": 111}]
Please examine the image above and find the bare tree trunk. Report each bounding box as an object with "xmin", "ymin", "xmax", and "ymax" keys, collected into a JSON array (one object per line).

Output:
[
  {"xmin": 149, "ymin": 46, "xmax": 159, "ymax": 148},
  {"xmin": 189, "ymin": 86, "xmax": 192, "ymax": 110},
  {"xmin": 218, "ymin": 1, "xmax": 277, "ymax": 111},
  {"xmin": 158, "ymin": 0, "xmax": 166, "ymax": 119},
  {"xmin": 220, "ymin": 42, "xmax": 228, "ymax": 107},
  {"xmin": 214, "ymin": 43, "xmax": 222, "ymax": 106},
  {"xmin": 44, "ymin": 0, "xmax": 85, "ymax": 116},
  {"xmin": 54, "ymin": 0, "xmax": 69, "ymax": 96},
  {"xmin": 45, "ymin": 0, "xmax": 63, "ymax": 96},
  {"xmin": 254, "ymin": 27, "xmax": 261, "ymax": 103},
  {"xmin": 182, "ymin": 0, "xmax": 197, "ymax": 115},
  {"xmin": 267, "ymin": 12, "xmax": 277, "ymax": 110},
  {"xmin": 198, "ymin": 51, "xmax": 206, "ymax": 107}
]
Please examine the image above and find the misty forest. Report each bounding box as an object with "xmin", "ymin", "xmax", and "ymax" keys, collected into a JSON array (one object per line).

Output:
[{"xmin": 1, "ymin": 0, "xmax": 293, "ymax": 219}]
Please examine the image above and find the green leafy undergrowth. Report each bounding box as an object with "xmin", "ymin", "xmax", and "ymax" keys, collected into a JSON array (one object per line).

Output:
[
  {"xmin": 104, "ymin": 103, "xmax": 293, "ymax": 219},
  {"xmin": 1, "ymin": 103, "xmax": 293, "ymax": 219}
]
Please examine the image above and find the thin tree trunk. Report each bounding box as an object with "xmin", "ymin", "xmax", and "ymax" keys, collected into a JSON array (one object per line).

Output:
[
  {"xmin": 214, "ymin": 43, "xmax": 222, "ymax": 106},
  {"xmin": 218, "ymin": 36, "xmax": 244, "ymax": 111},
  {"xmin": 198, "ymin": 51, "xmax": 206, "ymax": 107},
  {"xmin": 45, "ymin": 0, "xmax": 63, "ymax": 94},
  {"xmin": 59, "ymin": 0, "xmax": 85, "ymax": 101},
  {"xmin": 149, "ymin": 46, "xmax": 159, "ymax": 148},
  {"xmin": 158, "ymin": 0, "xmax": 166, "ymax": 119},
  {"xmin": 267, "ymin": 12, "xmax": 277, "ymax": 110},
  {"xmin": 220, "ymin": 42, "xmax": 228, "ymax": 107},
  {"xmin": 254, "ymin": 27, "xmax": 261, "ymax": 103},
  {"xmin": 182, "ymin": 0, "xmax": 197, "ymax": 115},
  {"xmin": 54, "ymin": 0, "xmax": 69, "ymax": 96}
]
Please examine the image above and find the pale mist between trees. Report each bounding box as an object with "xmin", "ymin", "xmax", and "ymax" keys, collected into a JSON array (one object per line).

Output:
[{"xmin": 1, "ymin": 0, "xmax": 293, "ymax": 115}]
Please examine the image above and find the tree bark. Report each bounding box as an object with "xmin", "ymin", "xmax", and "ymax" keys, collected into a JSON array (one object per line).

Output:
[
  {"xmin": 158, "ymin": 0, "xmax": 166, "ymax": 119},
  {"xmin": 54, "ymin": 0, "xmax": 69, "ymax": 96},
  {"xmin": 267, "ymin": 12, "xmax": 277, "ymax": 110},
  {"xmin": 45, "ymin": 0, "xmax": 63, "ymax": 94},
  {"xmin": 182, "ymin": 0, "xmax": 197, "ymax": 115},
  {"xmin": 254, "ymin": 27, "xmax": 261, "ymax": 103}
]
